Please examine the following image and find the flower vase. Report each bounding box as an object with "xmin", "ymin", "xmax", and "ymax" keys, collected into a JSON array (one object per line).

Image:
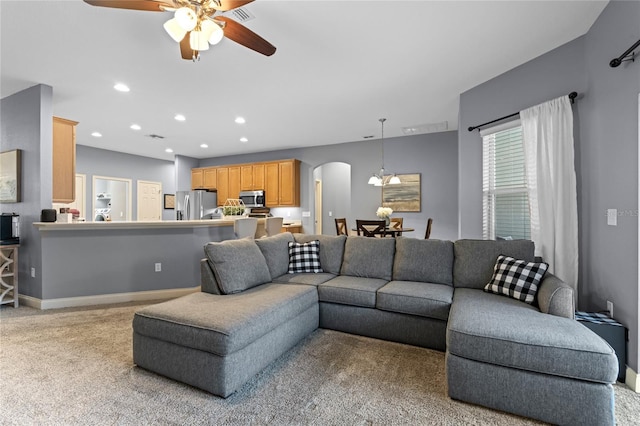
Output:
[{"xmin": 385, "ymin": 217, "xmax": 390, "ymax": 227}]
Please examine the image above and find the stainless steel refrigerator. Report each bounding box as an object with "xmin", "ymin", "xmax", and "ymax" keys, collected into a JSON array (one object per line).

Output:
[{"xmin": 175, "ymin": 190, "xmax": 218, "ymax": 220}]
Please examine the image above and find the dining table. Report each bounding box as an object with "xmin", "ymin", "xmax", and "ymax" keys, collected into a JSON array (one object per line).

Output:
[{"xmin": 351, "ymin": 226, "xmax": 415, "ymax": 237}]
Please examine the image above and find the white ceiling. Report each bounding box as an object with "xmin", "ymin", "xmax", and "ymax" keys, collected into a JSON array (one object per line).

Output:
[{"xmin": 1, "ymin": 0, "xmax": 607, "ymax": 161}]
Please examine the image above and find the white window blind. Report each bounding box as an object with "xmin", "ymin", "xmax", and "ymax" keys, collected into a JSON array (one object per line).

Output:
[{"xmin": 482, "ymin": 123, "xmax": 531, "ymax": 240}]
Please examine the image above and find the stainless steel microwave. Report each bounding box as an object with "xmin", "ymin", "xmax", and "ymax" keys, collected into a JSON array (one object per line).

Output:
[{"xmin": 239, "ymin": 190, "xmax": 265, "ymax": 207}]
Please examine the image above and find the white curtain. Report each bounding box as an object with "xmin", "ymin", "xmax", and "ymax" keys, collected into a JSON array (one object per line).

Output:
[{"xmin": 521, "ymin": 95, "xmax": 578, "ymax": 298}]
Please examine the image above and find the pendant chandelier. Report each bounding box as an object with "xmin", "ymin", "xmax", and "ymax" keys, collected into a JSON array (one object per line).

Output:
[{"xmin": 368, "ymin": 118, "xmax": 401, "ymax": 186}]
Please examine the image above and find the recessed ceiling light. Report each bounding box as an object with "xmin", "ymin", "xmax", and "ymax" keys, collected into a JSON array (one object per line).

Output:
[
  {"xmin": 91, "ymin": 132, "xmax": 102, "ymax": 137},
  {"xmin": 240, "ymin": 137, "xmax": 248, "ymax": 143},
  {"xmin": 235, "ymin": 117, "xmax": 246, "ymax": 124},
  {"xmin": 174, "ymin": 114, "xmax": 186, "ymax": 121},
  {"xmin": 165, "ymin": 148, "xmax": 174, "ymax": 153},
  {"xmin": 130, "ymin": 124, "xmax": 141, "ymax": 130},
  {"xmin": 113, "ymin": 83, "xmax": 130, "ymax": 92},
  {"xmin": 200, "ymin": 144, "xmax": 208, "ymax": 148}
]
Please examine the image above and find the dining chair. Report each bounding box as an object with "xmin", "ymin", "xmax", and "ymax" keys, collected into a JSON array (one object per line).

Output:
[
  {"xmin": 356, "ymin": 219, "xmax": 386, "ymax": 237},
  {"xmin": 264, "ymin": 217, "xmax": 284, "ymax": 237},
  {"xmin": 234, "ymin": 217, "xmax": 258, "ymax": 239},
  {"xmin": 425, "ymin": 218, "xmax": 433, "ymax": 239},
  {"xmin": 390, "ymin": 217, "xmax": 403, "ymax": 236},
  {"xmin": 335, "ymin": 218, "xmax": 348, "ymax": 236}
]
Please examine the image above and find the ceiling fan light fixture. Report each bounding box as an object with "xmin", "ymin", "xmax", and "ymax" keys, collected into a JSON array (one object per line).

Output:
[
  {"xmin": 190, "ymin": 31, "xmax": 210, "ymax": 51},
  {"xmin": 163, "ymin": 18, "xmax": 187, "ymax": 43},
  {"xmin": 201, "ymin": 20, "xmax": 224, "ymax": 45},
  {"xmin": 175, "ymin": 7, "xmax": 197, "ymax": 31}
]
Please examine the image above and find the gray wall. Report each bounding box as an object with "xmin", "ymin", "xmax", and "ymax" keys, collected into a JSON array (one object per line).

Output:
[
  {"xmin": 458, "ymin": 0, "xmax": 639, "ymax": 372},
  {"xmin": 199, "ymin": 130, "xmax": 459, "ymax": 241},
  {"xmin": 314, "ymin": 162, "xmax": 351, "ymax": 235},
  {"xmin": 175, "ymin": 154, "xmax": 199, "ymax": 193},
  {"xmin": 76, "ymin": 145, "xmax": 176, "ymax": 221},
  {"xmin": 0, "ymin": 84, "xmax": 53, "ymax": 299},
  {"xmin": 580, "ymin": 0, "xmax": 640, "ymax": 374}
]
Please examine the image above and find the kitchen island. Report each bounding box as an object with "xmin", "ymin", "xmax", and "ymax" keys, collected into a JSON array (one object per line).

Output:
[{"xmin": 30, "ymin": 219, "xmax": 237, "ymax": 309}]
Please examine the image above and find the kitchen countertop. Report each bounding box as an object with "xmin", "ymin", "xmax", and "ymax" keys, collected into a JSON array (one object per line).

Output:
[{"xmin": 34, "ymin": 218, "xmax": 303, "ymax": 231}]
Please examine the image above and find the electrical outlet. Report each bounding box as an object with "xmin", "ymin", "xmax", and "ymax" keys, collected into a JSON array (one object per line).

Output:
[
  {"xmin": 31, "ymin": 267, "xmax": 36, "ymax": 278},
  {"xmin": 607, "ymin": 301, "xmax": 614, "ymax": 318},
  {"xmin": 155, "ymin": 263, "xmax": 162, "ymax": 272}
]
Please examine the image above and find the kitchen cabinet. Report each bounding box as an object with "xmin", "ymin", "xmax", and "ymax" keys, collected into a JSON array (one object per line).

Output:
[
  {"xmin": 52, "ymin": 117, "xmax": 78, "ymax": 203},
  {"xmin": 204, "ymin": 168, "xmax": 217, "ymax": 189},
  {"xmin": 216, "ymin": 167, "xmax": 229, "ymax": 206},
  {"xmin": 241, "ymin": 164, "xmax": 265, "ymax": 191},
  {"xmin": 191, "ymin": 159, "xmax": 299, "ymax": 207},
  {"xmin": 265, "ymin": 162, "xmax": 279, "ymax": 206},
  {"xmin": 191, "ymin": 169, "xmax": 204, "ymax": 189},
  {"xmin": 228, "ymin": 166, "xmax": 241, "ymax": 200}
]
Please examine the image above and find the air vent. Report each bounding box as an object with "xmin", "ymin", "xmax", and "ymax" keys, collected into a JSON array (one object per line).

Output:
[
  {"xmin": 402, "ymin": 121, "xmax": 448, "ymax": 135},
  {"xmin": 145, "ymin": 134, "xmax": 165, "ymax": 140},
  {"xmin": 225, "ymin": 7, "xmax": 255, "ymax": 23}
]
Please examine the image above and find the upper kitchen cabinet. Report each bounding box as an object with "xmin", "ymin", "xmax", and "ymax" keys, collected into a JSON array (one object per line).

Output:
[
  {"xmin": 204, "ymin": 168, "xmax": 217, "ymax": 189},
  {"xmin": 265, "ymin": 159, "xmax": 300, "ymax": 207},
  {"xmin": 241, "ymin": 163, "xmax": 265, "ymax": 191},
  {"xmin": 228, "ymin": 166, "xmax": 241, "ymax": 201},
  {"xmin": 216, "ymin": 167, "xmax": 229, "ymax": 206},
  {"xmin": 52, "ymin": 117, "xmax": 78, "ymax": 203},
  {"xmin": 191, "ymin": 168, "xmax": 204, "ymax": 189}
]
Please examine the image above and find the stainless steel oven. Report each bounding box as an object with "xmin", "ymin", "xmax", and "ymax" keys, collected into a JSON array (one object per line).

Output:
[{"xmin": 239, "ymin": 190, "xmax": 265, "ymax": 208}]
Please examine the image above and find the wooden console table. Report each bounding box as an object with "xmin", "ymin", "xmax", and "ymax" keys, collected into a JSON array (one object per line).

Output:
[{"xmin": 0, "ymin": 244, "xmax": 19, "ymax": 308}]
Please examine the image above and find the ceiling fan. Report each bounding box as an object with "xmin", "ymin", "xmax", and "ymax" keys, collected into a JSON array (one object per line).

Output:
[{"xmin": 84, "ymin": 0, "xmax": 276, "ymax": 60}]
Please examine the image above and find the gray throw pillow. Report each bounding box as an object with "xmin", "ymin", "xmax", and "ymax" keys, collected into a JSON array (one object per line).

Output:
[{"xmin": 204, "ymin": 239, "xmax": 271, "ymax": 294}]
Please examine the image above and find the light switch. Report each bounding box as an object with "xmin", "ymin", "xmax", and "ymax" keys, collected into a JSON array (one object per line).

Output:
[
  {"xmin": 607, "ymin": 209, "xmax": 617, "ymax": 226},
  {"xmin": 328, "ymin": 211, "xmax": 333, "ymax": 217}
]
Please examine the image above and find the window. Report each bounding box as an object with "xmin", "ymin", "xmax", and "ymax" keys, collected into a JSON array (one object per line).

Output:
[{"xmin": 482, "ymin": 122, "xmax": 531, "ymax": 240}]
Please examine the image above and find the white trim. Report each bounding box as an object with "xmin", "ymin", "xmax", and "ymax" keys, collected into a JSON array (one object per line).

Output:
[
  {"xmin": 17, "ymin": 287, "xmax": 199, "ymax": 310},
  {"xmin": 626, "ymin": 366, "xmax": 639, "ymax": 393}
]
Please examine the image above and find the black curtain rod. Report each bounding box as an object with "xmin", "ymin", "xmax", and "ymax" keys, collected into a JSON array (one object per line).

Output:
[
  {"xmin": 610, "ymin": 39, "xmax": 640, "ymax": 68},
  {"xmin": 467, "ymin": 91, "xmax": 578, "ymax": 132}
]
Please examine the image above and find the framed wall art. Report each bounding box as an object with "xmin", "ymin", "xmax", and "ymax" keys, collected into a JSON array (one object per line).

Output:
[
  {"xmin": 164, "ymin": 194, "xmax": 175, "ymax": 210},
  {"xmin": 382, "ymin": 173, "xmax": 421, "ymax": 212},
  {"xmin": 0, "ymin": 149, "xmax": 22, "ymax": 203}
]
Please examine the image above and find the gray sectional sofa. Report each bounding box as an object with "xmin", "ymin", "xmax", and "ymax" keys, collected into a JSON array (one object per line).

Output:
[{"xmin": 132, "ymin": 233, "xmax": 619, "ymax": 425}]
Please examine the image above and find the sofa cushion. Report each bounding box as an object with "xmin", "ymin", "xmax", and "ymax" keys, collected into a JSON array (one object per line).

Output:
[
  {"xmin": 288, "ymin": 240, "xmax": 323, "ymax": 273},
  {"xmin": 453, "ymin": 239, "xmax": 535, "ymax": 289},
  {"xmin": 318, "ymin": 275, "xmax": 388, "ymax": 308},
  {"xmin": 204, "ymin": 239, "xmax": 271, "ymax": 294},
  {"xmin": 376, "ymin": 281, "xmax": 453, "ymax": 321},
  {"xmin": 132, "ymin": 284, "xmax": 318, "ymax": 356},
  {"xmin": 393, "ymin": 237, "xmax": 454, "ymax": 285},
  {"xmin": 484, "ymin": 255, "xmax": 548, "ymax": 304},
  {"xmin": 447, "ymin": 288, "xmax": 619, "ymax": 384},
  {"xmin": 255, "ymin": 232, "xmax": 295, "ymax": 279},
  {"xmin": 340, "ymin": 236, "xmax": 395, "ymax": 281},
  {"xmin": 294, "ymin": 234, "xmax": 346, "ymax": 275},
  {"xmin": 272, "ymin": 272, "xmax": 336, "ymax": 286}
]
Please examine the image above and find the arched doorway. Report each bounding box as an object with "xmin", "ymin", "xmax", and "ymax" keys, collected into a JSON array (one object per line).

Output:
[{"xmin": 313, "ymin": 162, "xmax": 352, "ymax": 235}]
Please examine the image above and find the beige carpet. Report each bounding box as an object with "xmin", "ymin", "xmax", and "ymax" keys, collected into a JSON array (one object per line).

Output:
[{"xmin": 1, "ymin": 302, "xmax": 638, "ymax": 425}]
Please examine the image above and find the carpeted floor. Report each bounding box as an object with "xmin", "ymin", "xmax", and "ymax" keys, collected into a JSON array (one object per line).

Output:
[{"xmin": 1, "ymin": 302, "xmax": 639, "ymax": 425}]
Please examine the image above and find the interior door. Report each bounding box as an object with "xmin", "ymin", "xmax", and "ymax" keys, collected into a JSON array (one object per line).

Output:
[{"xmin": 137, "ymin": 180, "xmax": 162, "ymax": 221}]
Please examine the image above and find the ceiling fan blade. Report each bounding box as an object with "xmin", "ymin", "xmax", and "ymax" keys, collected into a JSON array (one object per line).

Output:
[
  {"xmin": 180, "ymin": 32, "xmax": 196, "ymax": 60},
  {"xmin": 216, "ymin": 16, "xmax": 276, "ymax": 57},
  {"xmin": 83, "ymin": 0, "xmax": 170, "ymax": 12},
  {"xmin": 211, "ymin": 0, "xmax": 255, "ymax": 12}
]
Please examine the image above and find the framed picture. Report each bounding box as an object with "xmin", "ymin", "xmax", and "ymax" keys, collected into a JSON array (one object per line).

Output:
[
  {"xmin": 164, "ymin": 194, "xmax": 175, "ymax": 210},
  {"xmin": 0, "ymin": 149, "xmax": 22, "ymax": 203},
  {"xmin": 382, "ymin": 173, "xmax": 421, "ymax": 212}
]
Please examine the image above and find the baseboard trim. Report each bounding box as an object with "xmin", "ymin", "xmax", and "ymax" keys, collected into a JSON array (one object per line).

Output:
[
  {"xmin": 18, "ymin": 287, "xmax": 200, "ymax": 310},
  {"xmin": 626, "ymin": 366, "xmax": 639, "ymax": 393}
]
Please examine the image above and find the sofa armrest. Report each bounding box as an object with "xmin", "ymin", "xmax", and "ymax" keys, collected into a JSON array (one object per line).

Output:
[
  {"xmin": 200, "ymin": 258, "xmax": 222, "ymax": 295},
  {"xmin": 537, "ymin": 272, "xmax": 574, "ymax": 319}
]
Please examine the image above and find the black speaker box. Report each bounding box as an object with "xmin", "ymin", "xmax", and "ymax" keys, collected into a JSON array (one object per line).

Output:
[{"xmin": 41, "ymin": 209, "xmax": 57, "ymax": 222}]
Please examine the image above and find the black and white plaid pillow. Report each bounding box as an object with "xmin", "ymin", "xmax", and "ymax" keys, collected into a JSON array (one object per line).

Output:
[
  {"xmin": 288, "ymin": 240, "xmax": 323, "ymax": 274},
  {"xmin": 484, "ymin": 255, "xmax": 548, "ymax": 304}
]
